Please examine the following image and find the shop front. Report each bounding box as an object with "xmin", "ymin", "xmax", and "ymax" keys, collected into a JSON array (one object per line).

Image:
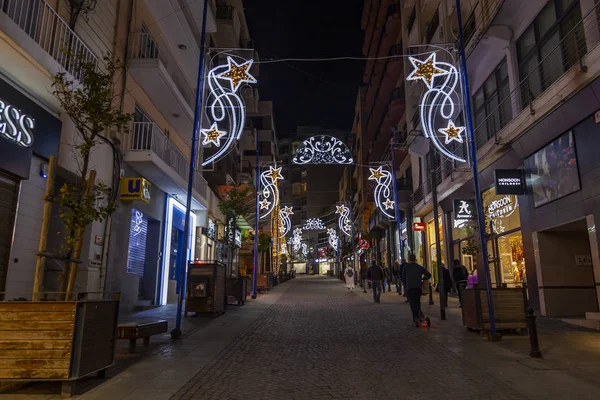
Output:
[
  {"xmin": 0, "ymin": 76, "xmax": 61, "ymax": 297},
  {"xmin": 425, "ymin": 213, "xmax": 445, "ymax": 283},
  {"xmin": 449, "ymin": 212, "xmax": 476, "ymax": 273},
  {"xmin": 482, "ymin": 187, "xmax": 525, "ymax": 288}
]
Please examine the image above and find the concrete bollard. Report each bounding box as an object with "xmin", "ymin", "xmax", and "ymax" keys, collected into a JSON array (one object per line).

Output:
[{"xmin": 526, "ymin": 307, "xmax": 542, "ymax": 358}]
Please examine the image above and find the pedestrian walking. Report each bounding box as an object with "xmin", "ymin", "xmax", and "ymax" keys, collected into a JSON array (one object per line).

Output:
[
  {"xmin": 402, "ymin": 254, "xmax": 432, "ymax": 326},
  {"xmin": 382, "ymin": 264, "xmax": 391, "ymax": 293},
  {"xmin": 367, "ymin": 260, "xmax": 384, "ymax": 303},
  {"xmin": 360, "ymin": 264, "xmax": 369, "ymax": 293},
  {"xmin": 452, "ymin": 259, "xmax": 469, "ymax": 307},
  {"xmin": 344, "ymin": 266, "xmax": 355, "ymax": 292},
  {"xmin": 392, "ymin": 259, "xmax": 403, "ymax": 295}
]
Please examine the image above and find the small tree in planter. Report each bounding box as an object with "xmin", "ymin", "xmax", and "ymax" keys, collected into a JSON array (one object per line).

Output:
[
  {"xmin": 40, "ymin": 54, "xmax": 131, "ymax": 299},
  {"xmin": 258, "ymin": 232, "xmax": 273, "ymax": 272},
  {"xmin": 218, "ymin": 186, "xmax": 252, "ymax": 274}
]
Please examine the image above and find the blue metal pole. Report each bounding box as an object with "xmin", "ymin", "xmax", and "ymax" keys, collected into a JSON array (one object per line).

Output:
[
  {"xmin": 455, "ymin": 0, "xmax": 498, "ymax": 339},
  {"xmin": 171, "ymin": 0, "xmax": 210, "ymax": 340},
  {"xmin": 252, "ymin": 132, "xmax": 259, "ymax": 299},
  {"xmin": 348, "ymin": 190, "xmax": 357, "ymax": 283},
  {"xmin": 390, "ymin": 138, "xmax": 404, "ymax": 261}
]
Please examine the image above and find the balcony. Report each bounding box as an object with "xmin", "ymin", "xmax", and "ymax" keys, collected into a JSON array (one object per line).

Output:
[
  {"xmin": 128, "ymin": 32, "xmax": 195, "ymax": 142},
  {"xmin": 215, "ymin": 5, "xmax": 241, "ymax": 49},
  {"xmin": 122, "ymin": 122, "xmax": 207, "ymax": 210},
  {"xmin": 0, "ymin": 0, "xmax": 98, "ymax": 81}
]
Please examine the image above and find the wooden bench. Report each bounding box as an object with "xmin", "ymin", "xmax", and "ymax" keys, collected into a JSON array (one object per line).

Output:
[{"xmin": 116, "ymin": 320, "xmax": 168, "ymax": 353}]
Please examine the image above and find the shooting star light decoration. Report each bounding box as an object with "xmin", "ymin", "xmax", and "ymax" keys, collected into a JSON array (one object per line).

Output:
[
  {"xmin": 369, "ymin": 166, "xmax": 395, "ymax": 219},
  {"xmin": 259, "ymin": 166, "xmax": 284, "ymax": 219},
  {"xmin": 407, "ymin": 52, "xmax": 467, "ymax": 163},
  {"xmin": 292, "ymin": 228, "xmax": 302, "ymax": 253},
  {"xmin": 202, "ymin": 56, "xmax": 257, "ymax": 166},
  {"xmin": 327, "ymin": 228, "xmax": 338, "ymax": 252},
  {"xmin": 335, "ymin": 204, "xmax": 351, "ymax": 237},
  {"xmin": 292, "ymin": 135, "xmax": 354, "ymax": 164},
  {"xmin": 279, "ymin": 206, "xmax": 293, "ymax": 238},
  {"xmin": 302, "ymin": 243, "xmax": 308, "ymax": 257}
]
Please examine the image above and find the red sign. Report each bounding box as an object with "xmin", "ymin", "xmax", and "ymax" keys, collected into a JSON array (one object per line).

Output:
[
  {"xmin": 413, "ymin": 222, "xmax": 426, "ymax": 232},
  {"xmin": 358, "ymin": 238, "xmax": 370, "ymax": 249}
]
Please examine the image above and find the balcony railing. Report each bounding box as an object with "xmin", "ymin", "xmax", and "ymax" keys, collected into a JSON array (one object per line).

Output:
[
  {"xmin": 0, "ymin": 0, "xmax": 98, "ymax": 81},
  {"xmin": 128, "ymin": 32, "xmax": 196, "ymax": 111},
  {"xmin": 474, "ymin": 1, "xmax": 598, "ymax": 150},
  {"xmin": 407, "ymin": 5, "xmax": 416, "ymax": 36},
  {"xmin": 425, "ymin": 7, "xmax": 440, "ymax": 44},
  {"xmin": 122, "ymin": 122, "xmax": 207, "ymax": 198},
  {"xmin": 464, "ymin": 0, "xmax": 504, "ymax": 56}
]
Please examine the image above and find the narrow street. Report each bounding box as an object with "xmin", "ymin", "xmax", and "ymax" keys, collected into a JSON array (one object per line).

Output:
[{"xmin": 4, "ymin": 276, "xmax": 600, "ymax": 400}]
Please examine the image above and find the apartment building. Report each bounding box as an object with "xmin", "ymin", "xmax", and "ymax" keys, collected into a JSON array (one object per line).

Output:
[
  {"xmin": 400, "ymin": 0, "xmax": 600, "ymax": 324},
  {"xmin": 0, "ymin": 0, "xmax": 246, "ymax": 311},
  {"xmin": 342, "ymin": 1, "xmax": 411, "ymax": 272}
]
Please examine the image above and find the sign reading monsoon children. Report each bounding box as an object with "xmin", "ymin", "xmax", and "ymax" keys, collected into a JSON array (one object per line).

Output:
[
  {"xmin": 495, "ymin": 169, "xmax": 525, "ymax": 195},
  {"xmin": 487, "ymin": 195, "xmax": 519, "ymax": 234},
  {"xmin": 120, "ymin": 178, "xmax": 151, "ymax": 204}
]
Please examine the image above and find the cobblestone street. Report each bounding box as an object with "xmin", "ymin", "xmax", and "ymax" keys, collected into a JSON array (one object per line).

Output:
[{"xmin": 3, "ymin": 276, "xmax": 600, "ymax": 400}]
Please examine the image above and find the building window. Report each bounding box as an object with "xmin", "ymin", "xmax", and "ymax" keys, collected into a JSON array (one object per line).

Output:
[
  {"xmin": 302, "ymin": 183, "xmax": 307, "ymax": 192},
  {"xmin": 472, "ymin": 59, "xmax": 511, "ymax": 148},
  {"xmin": 300, "ymin": 196, "xmax": 307, "ymax": 206},
  {"xmin": 425, "ymin": 7, "xmax": 440, "ymax": 44},
  {"xmin": 301, "ymin": 169, "xmax": 307, "ymax": 178},
  {"xmin": 516, "ymin": 0, "xmax": 585, "ymax": 108}
]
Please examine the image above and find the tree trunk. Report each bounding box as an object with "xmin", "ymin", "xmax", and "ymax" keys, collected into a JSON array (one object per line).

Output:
[{"xmin": 65, "ymin": 170, "xmax": 96, "ymax": 300}]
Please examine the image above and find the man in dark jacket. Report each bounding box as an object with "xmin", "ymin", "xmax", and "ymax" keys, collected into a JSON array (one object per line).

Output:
[
  {"xmin": 402, "ymin": 254, "xmax": 432, "ymax": 326},
  {"xmin": 452, "ymin": 259, "xmax": 469, "ymax": 307},
  {"xmin": 392, "ymin": 259, "xmax": 403, "ymax": 295},
  {"xmin": 367, "ymin": 260, "xmax": 384, "ymax": 303},
  {"xmin": 360, "ymin": 264, "xmax": 369, "ymax": 293}
]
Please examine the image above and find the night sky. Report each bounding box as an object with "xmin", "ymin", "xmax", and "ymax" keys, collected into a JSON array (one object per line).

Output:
[{"xmin": 244, "ymin": 0, "xmax": 365, "ymax": 136}]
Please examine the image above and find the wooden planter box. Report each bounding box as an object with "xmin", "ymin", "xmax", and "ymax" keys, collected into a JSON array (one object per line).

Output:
[
  {"xmin": 461, "ymin": 287, "xmax": 527, "ymax": 331},
  {"xmin": 256, "ymin": 273, "xmax": 273, "ymax": 291},
  {"xmin": 226, "ymin": 277, "xmax": 249, "ymax": 305},
  {"xmin": 186, "ymin": 262, "xmax": 226, "ymax": 315},
  {"xmin": 0, "ymin": 293, "xmax": 120, "ymax": 396}
]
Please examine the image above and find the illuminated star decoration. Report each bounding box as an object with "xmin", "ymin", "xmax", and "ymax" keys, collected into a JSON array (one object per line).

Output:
[
  {"xmin": 409, "ymin": 51, "xmax": 467, "ymax": 163},
  {"xmin": 370, "ymin": 166, "xmax": 395, "ymax": 220},
  {"xmin": 216, "ymin": 56, "xmax": 257, "ymax": 93},
  {"xmin": 282, "ymin": 206, "xmax": 294, "ymax": 216},
  {"xmin": 335, "ymin": 204, "xmax": 351, "ymax": 237},
  {"xmin": 201, "ymin": 123, "xmax": 227, "ymax": 146},
  {"xmin": 265, "ymin": 166, "xmax": 283, "ymax": 182},
  {"xmin": 259, "ymin": 199, "xmax": 271, "ymax": 210},
  {"xmin": 438, "ymin": 120, "xmax": 465, "ymax": 144},
  {"xmin": 368, "ymin": 166, "xmax": 386, "ymax": 183},
  {"xmin": 279, "ymin": 206, "xmax": 293, "ymax": 238},
  {"xmin": 406, "ymin": 53, "xmax": 448, "ymax": 89},
  {"xmin": 327, "ymin": 228, "xmax": 339, "ymax": 252}
]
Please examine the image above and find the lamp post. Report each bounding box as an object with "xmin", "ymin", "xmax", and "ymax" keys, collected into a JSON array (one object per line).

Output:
[
  {"xmin": 455, "ymin": 0, "xmax": 499, "ymax": 340},
  {"xmin": 390, "ymin": 129, "xmax": 404, "ymax": 261},
  {"xmin": 252, "ymin": 131, "xmax": 259, "ymax": 299},
  {"xmin": 171, "ymin": 0, "xmax": 210, "ymax": 340},
  {"xmin": 430, "ymin": 157, "xmax": 446, "ymax": 320}
]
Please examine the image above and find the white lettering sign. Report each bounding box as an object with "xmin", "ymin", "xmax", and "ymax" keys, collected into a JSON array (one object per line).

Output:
[
  {"xmin": 487, "ymin": 195, "xmax": 518, "ymax": 234},
  {"xmin": 0, "ymin": 99, "xmax": 35, "ymax": 147}
]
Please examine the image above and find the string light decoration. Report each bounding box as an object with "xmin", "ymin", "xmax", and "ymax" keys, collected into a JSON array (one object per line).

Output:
[
  {"xmin": 302, "ymin": 243, "xmax": 308, "ymax": 257},
  {"xmin": 327, "ymin": 228, "xmax": 338, "ymax": 252},
  {"xmin": 335, "ymin": 204, "xmax": 351, "ymax": 237},
  {"xmin": 201, "ymin": 123, "xmax": 227, "ymax": 146},
  {"xmin": 202, "ymin": 56, "xmax": 257, "ymax": 166},
  {"xmin": 292, "ymin": 228, "xmax": 302, "ymax": 253},
  {"xmin": 369, "ymin": 166, "xmax": 395, "ymax": 219},
  {"xmin": 259, "ymin": 166, "xmax": 284, "ymax": 219},
  {"xmin": 303, "ymin": 218, "xmax": 326, "ymax": 230},
  {"xmin": 279, "ymin": 206, "xmax": 293, "ymax": 238},
  {"xmin": 280, "ymin": 243, "xmax": 288, "ymax": 255},
  {"xmin": 407, "ymin": 52, "xmax": 467, "ymax": 163},
  {"xmin": 292, "ymin": 135, "xmax": 353, "ymax": 164}
]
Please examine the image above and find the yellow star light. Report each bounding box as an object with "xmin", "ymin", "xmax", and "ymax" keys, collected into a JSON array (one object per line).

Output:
[
  {"xmin": 406, "ymin": 53, "xmax": 448, "ymax": 89},
  {"xmin": 383, "ymin": 199, "xmax": 395, "ymax": 210},
  {"xmin": 201, "ymin": 123, "xmax": 227, "ymax": 147},
  {"xmin": 216, "ymin": 56, "xmax": 257, "ymax": 93},
  {"xmin": 438, "ymin": 120, "xmax": 465, "ymax": 144},
  {"xmin": 259, "ymin": 199, "xmax": 271, "ymax": 210},
  {"xmin": 282, "ymin": 206, "xmax": 294, "ymax": 216},
  {"xmin": 335, "ymin": 205, "xmax": 346, "ymax": 214},
  {"xmin": 265, "ymin": 166, "xmax": 284, "ymax": 182},
  {"xmin": 327, "ymin": 228, "xmax": 335, "ymax": 235},
  {"xmin": 368, "ymin": 166, "xmax": 386, "ymax": 183}
]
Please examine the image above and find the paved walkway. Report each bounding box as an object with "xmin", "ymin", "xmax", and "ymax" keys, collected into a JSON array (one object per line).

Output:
[{"xmin": 2, "ymin": 276, "xmax": 600, "ymax": 399}]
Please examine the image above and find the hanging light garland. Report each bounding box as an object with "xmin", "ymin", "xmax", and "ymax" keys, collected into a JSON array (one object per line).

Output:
[
  {"xmin": 292, "ymin": 135, "xmax": 354, "ymax": 164},
  {"xmin": 259, "ymin": 165, "xmax": 283, "ymax": 219},
  {"xmin": 369, "ymin": 166, "xmax": 395, "ymax": 219},
  {"xmin": 302, "ymin": 243, "xmax": 308, "ymax": 257},
  {"xmin": 335, "ymin": 204, "xmax": 351, "ymax": 237},
  {"xmin": 407, "ymin": 52, "xmax": 467, "ymax": 163},
  {"xmin": 303, "ymin": 218, "xmax": 326, "ymax": 230},
  {"xmin": 292, "ymin": 228, "xmax": 302, "ymax": 253},
  {"xmin": 201, "ymin": 56, "xmax": 257, "ymax": 166}
]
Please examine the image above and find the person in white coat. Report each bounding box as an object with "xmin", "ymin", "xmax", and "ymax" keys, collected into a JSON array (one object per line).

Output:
[{"xmin": 344, "ymin": 266, "xmax": 355, "ymax": 292}]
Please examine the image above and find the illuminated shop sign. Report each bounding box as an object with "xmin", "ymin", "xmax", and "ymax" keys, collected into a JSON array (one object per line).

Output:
[
  {"xmin": 235, "ymin": 230, "xmax": 242, "ymax": 248},
  {"xmin": 494, "ymin": 169, "xmax": 525, "ymax": 195},
  {"xmin": 453, "ymin": 199, "xmax": 475, "ymax": 220},
  {"xmin": 413, "ymin": 222, "xmax": 426, "ymax": 232},
  {"xmin": 120, "ymin": 178, "xmax": 151, "ymax": 204},
  {"xmin": 487, "ymin": 195, "xmax": 519, "ymax": 234},
  {"xmin": 206, "ymin": 219, "xmax": 216, "ymax": 240},
  {"xmin": 0, "ymin": 98, "xmax": 35, "ymax": 147}
]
